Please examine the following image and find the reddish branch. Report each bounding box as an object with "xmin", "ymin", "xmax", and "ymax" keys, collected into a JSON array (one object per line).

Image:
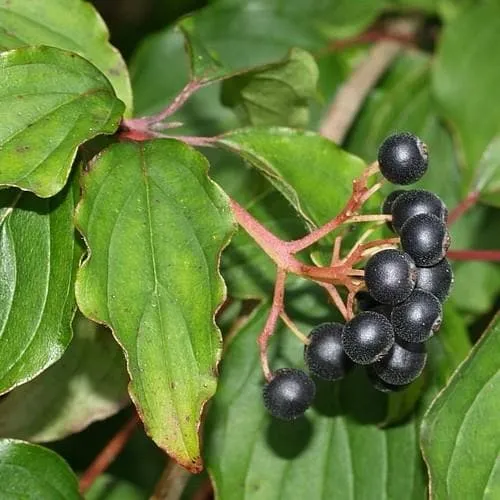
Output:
[
  {"xmin": 448, "ymin": 250, "xmax": 500, "ymax": 262},
  {"xmin": 114, "ymin": 41, "xmax": 499, "ymax": 382},
  {"xmin": 230, "ymin": 162, "xmax": 404, "ymax": 379},
  {"xmin": 448, "ymin": 191, "xmax": 480, "ymax": 224},
  {"xmin": 79, "ymin": 413, "xmax": 140, "ymax": 493}
]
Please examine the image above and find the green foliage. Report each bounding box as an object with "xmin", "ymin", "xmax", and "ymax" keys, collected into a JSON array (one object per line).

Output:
[
  {"xmin": 421, "ymin": 313, "xmax": 500, "ymax": 499},
  {"xmin": 0, "ymin": 0, "xmax": 498, "ymax": 498},
  {"xmin": 0, "ymin": 314, "xmax": 128, "ymax": 442},
  {"xmin": 75, "ymin": 140, "xmax": 235, "ymax": 471},
  {"xmin": 0, "ymin": 46, "xmax": 123, "ymax": 197},
  {"xmin": 0, "ymin": 179, "xmax": 80, "ymax": 394},
  {"xmin": 221, "ymin": 49, "xmax": 319, "ymax": 128},
  {"xmin": 219, "ymin": 128, "xmax": 365, "ymax": 228},
  {"xmin": 205, "ymin": 301, "xmax": 427, "ymax": 500},
  {"xmin": 0, "ymin": 0, "xmax": 132, "ymax": 112},
  {"xmin": 0, "ymin": 439, "xmax": 80, "ymax": 499}
]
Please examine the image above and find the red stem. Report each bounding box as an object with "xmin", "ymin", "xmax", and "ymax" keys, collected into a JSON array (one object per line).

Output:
[
  {"xmin": 259, "ymin": 269, "xmax": 287, "ymax": 381},
  {"xmin": 447, "ymin": 250, "xmax": 500, "ymax": 262},
  {"xmin": 322, "ymin": 30, "xmax": 417, "ymax": 54},
  {"xmin": 79, "ymin": 413, "xmax": 140, "ymax": 493},
  {"xmin": 448, "ymin": 191, "xmax": 480, "ymax": 224}
]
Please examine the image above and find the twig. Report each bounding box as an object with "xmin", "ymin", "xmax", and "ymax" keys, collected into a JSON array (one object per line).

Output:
[
  {"xmin": 151, "ymin": 460, "xmax": 191, "ymax": 500},
  {"xmin": 318, "ymin": 29, "xmax": 417, "ymax": 56},
  {"xmin": 192, "ymin": 478, "xmax": 213, "ymax": 500},
  {"xmin": 258, "ymin": 269, "xmax": 287, "ymax": 381},
  {"xmin": 447, "ymin": 250, "xmax": 500, "ymax": 262},
  {"xmin": 79, "ymin": 413, "xmax": 140, "ymax": 493},
  {"xmin": 280, "ymin": 312, "xmax": 310, "ymax": 344},
  {"xmin": 317, "ymin": 282, "xmax": 348, "ymax": 320},
  {"xmin": 448, "ymin": 191, "xmax": 480, "ymax": 224},
  {"xmin": 346, "ymin": 290, "xmax": 357, "ymax": 320},
  {"xmin": 319, "ymin": 20, "xmax": 418, "ymax": 143},
  {"xmin": 286, "ymin": 161, "xmax": 381, "ymax": 253},
  {"xmin": 331, "ymin": 235, "xmax": 343, "ymax": 265}
]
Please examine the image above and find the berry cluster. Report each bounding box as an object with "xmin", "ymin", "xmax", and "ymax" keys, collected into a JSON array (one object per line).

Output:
[{"xmin": 263, "ymin": 132, "xmax": 454, "ymax": 421}]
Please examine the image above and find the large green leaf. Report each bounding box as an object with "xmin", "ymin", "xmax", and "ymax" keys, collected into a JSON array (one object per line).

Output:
[
  {"xmin": 0, "ymin": 313, "xmax": 128, "ymax": 442},
  {"xmin": 220, "ymin": 48, "xmax": 318, "ymax": 128},
  {"xmin": 0, "ymin": 0, "xmax": 132, "ymax": 112},
  {"xmin": 205, "ymin": 300, "xmax": 427, "ymax": 500},
  {"xmin": 0, "ymin": 46, "xmax": 124, "ymax": 197},
  {"xmin": 193, "ymin": 0, "xmax": 387, "ymax": 70},
  {"xmin": 433, "ymin": 2, "xmax": 500, "ymax": 192},
  {"xmin": 421, "ymin": 313, "xmax": 500, "ymax": 499},
  {"xmin": 75, "ymin": 140, "xmax": 235, "ymax": 471},
  {"xmin": 0, "ymin": 179, "xmax": 80, "ymax": 395},
  {"xmin": 0, "ymin": 439, "xmax": 80, "ymax": 499},
  {"xmin": 218, "ymin": 127, "xmax": 365, "ymax": 229}
]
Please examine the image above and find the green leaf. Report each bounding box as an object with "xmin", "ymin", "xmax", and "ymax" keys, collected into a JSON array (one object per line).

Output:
[
  {"xmin": 0, "ymin": 46, "xmax": 124, "ymax": 197},
  {"xmin": 0, "ymin": 179, "xmax": 80, "ymax": 394},
  {"xmin": 0, "ymin": 439, "xmax": 80, "ymax": 499},
  {"xmin": 425, "ymin": 305, "xmax": 472, "ymax": 392},
  {"xmin": 473, "ymin": 135, "xmax": 500, "ymax": 207},
  {"xmin": 0, "ymin": 0, "xmax": 132, "ymax": 113},
  {"xmin": 129, "ymin": 27, "xmax": 190, "ymax": 116},
  {"xmin": 191, "ymin": 0, "xmax": 387, "ymax": 71},
  {"xmin": 218, "ymin": 127, "xmax": 365, "ymax": 229},
  {"xmin": 421, "ymin": 313, "xmax": 500, "ymax": 499},
  {"xmin": 220, "ymin": 48, "xmax": 318, "ymax": 128},
  {"xmin": 346, "ymin": 53, "xmax": 461, "ymax": 207},
  {"xmin": 75, "ymin": 140, "xmax": 235, "ymax": 471},
  {"xmin": 433, "ymin": 2, "xmax": 500, "ymax": 188},
  {"xmin": 205, "ymin": 302, "xmax": 427, "ymax": 500},
  {"xmin": 0, "ymin": 313, "xmax": 129, "ymax": 442},
  {"xmin": 85, "ymin": 474, "xmax": 144, "ymax": 500}
]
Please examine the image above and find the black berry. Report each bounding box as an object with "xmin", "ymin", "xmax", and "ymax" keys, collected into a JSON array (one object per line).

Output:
[
  {"xmin": 263, "ymin": 368, "xmax": 315, "ymax": 420},
  {"xmin": 367, "ymin": 368, "xmax": 409, "ymax": 393},
  {"xmin": 381, "ymin": 189, "xmax": 405, "ymax": 232},
  {"xmin": 378, "ymin": 132, "xmax": 428, "ymax": 185},
  {"xmin": 364, "ymin": 249, "xmax": 417, "ymax": 305},
  {"xmin": 372, "ymin": 340, "xmax": 427, "ymax": 386},
  {"xmin": 400, "ymin": 213, "xmax": 450, "ymax": 267},
  {"xmin": 304, "ymin": 323, "xmax": 353, "ymax": 381},
  {"xmin": 392, "ymin": 189, "xmax": 448, "ymax": 234},
  {"xmin": 391, "ymin": 289, "xmax": 442, "ymax": 343},
  {"xmin": 416, "ymin": 258, "xmax": 454, "ymax": 302},
  {"xmin": 342, "ymin": 311, "xmax": 394, "ymax": 365}
]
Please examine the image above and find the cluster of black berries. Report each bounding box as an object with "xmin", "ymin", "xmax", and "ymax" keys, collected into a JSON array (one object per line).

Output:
[{"xmin": 263, "ymin": 132, "xmax": 454, "ymax": 421}]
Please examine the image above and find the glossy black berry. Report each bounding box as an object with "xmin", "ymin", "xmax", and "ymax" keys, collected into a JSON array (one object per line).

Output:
[
  {"xmin": 400, "ymin": 213, "xmax": 450, "ymax": 267},
  {"xmin": 391, "ymin": 289, "xmax": 442, "ymax": 343},
  {"xmin": 392, "ymin": 189, "xmax": 448, "ymax": 234},
  {"xmin": 416, "ymin": 258, "xmax": 454, "ymax": 302},
  {"xmin": 342, "ymin": 311, "xmax": 394, "ymax": 365},
  {"xmin": 372, "ymin": 340, "xmax": 427, "ymax": 386},
  {"xmin": 378, "ymin": 132, "xmax": 428, "ymax": 185},
  {"xmin": 304, "ymin": 323, "xmax": 353, "ymax": 381},
  {"xmin": 381, "ymin": 189, "xmax": 405, "ymax": 231},
  {"xmin": 367, "ymin": 368, "xmax": 409, "ymax": 393},
  {"xmin": 263, "ymin": 368, "xmax": 315, "ymax": 420},
  {"xmin": 364, "ymin": 249, "xmax": 417, "ymax": 305}
]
